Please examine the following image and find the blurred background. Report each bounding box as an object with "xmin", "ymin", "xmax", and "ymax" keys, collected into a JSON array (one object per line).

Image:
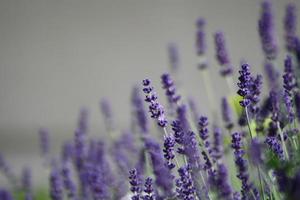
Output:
[{"xmin": 0, "ymin": 0, "xmax": 299, "ymax": 186}]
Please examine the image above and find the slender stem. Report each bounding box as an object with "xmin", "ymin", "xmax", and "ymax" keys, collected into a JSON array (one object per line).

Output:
[
  {"xmin": 245, "ymin": 106, "xmax": 253, "ymax": 139},
  {"xmin": 276, "ymin": 122, "xmax": 290, "ymax": 160},
  {"xmin": 257, "ymin": 166, "xmax": 266, "ymax": 200}
]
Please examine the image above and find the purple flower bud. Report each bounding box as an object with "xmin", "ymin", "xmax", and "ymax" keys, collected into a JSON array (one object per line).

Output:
[
  {"xmin": 161, "ymin": 73, "xmax": 181, "ymax": 105},
  {"xmin": 167, "ymin": 43, "xmax": 180, "ymax": 72},
  {"xmin": 131, "ymin": 86, "xmax": 149, "ymax": 134},
  {"xmin": 249, "ymin": 138, "xmax": 263, "ymax": 166},
  {"xmin": 211, "ymin": 126, "xmax": 223, "ymax": 162},
  {"xmin": 142, "ymin": 79, "xmax": 168, "ymax": 128},
  {"xmin": 283, "ymin": 55, "xmax": 297, "ymax": 94},
  {"xmin": 216, "ymin": 164, "xmax": 232, "ymax": 199},
  {"xmin": 61, "ymin": 162, "xmax": 77, "ymax": 199},
  {"xmin": 196, "ymin": 18, "xmax": 207, "ymax": 67},
  {"xmin": 163, "ymin": 136, "xmax": 176, "ymax": 170},
  {"xmin": 39, "ymin": 128, "xmax": 50, "ymax": 157},
  {"xmin": 284, "ymin": 3, "xmax": 297, "ymax": 51},
  {"xmin": 143, "ymin": 177, "xmax": 155, "ymax": 200},
  {"xmin": 0, "ymin": 189, "xmax": 13, "ymax": 200},
  {"xmin": 198, "ymin": 116, "xmax": 210, "ymax": 151},
  {"xmin": 129, "ymin": 169, "xmax": 142, "ymax": 200},
  {"xmin": 144, "ymin": 137, "xmax": 174, "ymax": 196},
  {"xmin": 231, "ymin": 132, "xmax": 252, "ymax": 199},
  {"xmin": 283, "ymin": 90, "xmax": 295, "ymax": 123},
  {"xmin": 237, "ymin": 64, "xmax": 252, "ymax": 107},
  {"xmin": 258, "ymin": 0, "xmax": 278, "ymax": 59},
  {"xmin": 221, "ymin": 97, "xmax": 234, "ymax": 130},
  {"xmin": 264, "ymin": 61, "xmax": 279, "ymax": 89},
  {"xmin": 22, "ymin": 167, "xmax": 32, "ymax": 192},
  {"xmin": 295, "ymin": 91, "xmax": 300, "ymax": 122},
  {"xmin": 214, "ymin": 31, "xmax": 233, "ymax": 76},
  {"xmin": 50, "ymin": 167, "xmax": 64, "ymax": 200},
  {"xmin": 61, "ymin": 141, "xmax": 73, "ymax": 162},
  {"xmin": 265, "ymin": 136, "xmax": 284, "ymax": 160},
  {"xmin": 176, "ymin": 164, "xmax": 196, "ymax": 199}
]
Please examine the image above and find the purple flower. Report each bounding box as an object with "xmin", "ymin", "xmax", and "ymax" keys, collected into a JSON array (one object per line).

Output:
[
  {"xmin": 258, "ymin": 0, "xmax": 278, "ymax": 59},
  {"xmin": 50, "ymin": 167, "xmax": 64, "ymax": 200},
  {"xmin": 161, "ymin": 73, "xmax": 181, "ymax": 105},
  {"xmin": 61, "ymin": 162, "xmax": 77, "ymax": 199},
  {"xmin": 168, "ymin": 43, "xmax": 180, "ymax": 72},
  {"xmin": 284, "ymin": 3, "xmax": 297, "ymax": 51},
  {"xmin": 264, "ymin": 61, "xmax": 279, "ymax": 89},
  {"xmin": 211, "ymin": 126, "xmax": 223, "ymax": 162},
  {"xmin": 196, "ymin": 18, "xmax": 206, "ymax": 57},
  {"xmin": 269, "ymin": 90, "xmax": 280, "ymax": 122},
  {"xmin": 249, "ymin": 138, "xmax": 263, "ymax": 166},
  {"xmin": 231, "ymin": 132, "xmax": 252, "ymax": 199},
  {"xmin": 171, "ymin": 120, "xmax": 185, "ymax": 154},
  {"xmin": 129, "ymin": 168, "xmax": 142, "ymax": 200},
  {"xmin": 214, "ymin": 31, "xmax": 233, "ymax": 76},
  {"xmin": 39, "ymin": 128, "xmax": 50, "ymax": 157},
  {"xmin": 142, "ymin": 79, "xmax": 168, "ymax": 128},
  {"xmin": 216, "ymin": 164, "xmax": 232, "ymax": 200},
  {"xmin": 176, "ymin": 164, "xmax": 196, "ymax": 200},
  {"xmin": 265, "ymin": 136, "xmax": 284, "ymax": 160},
  {"xmin": 0, "ymin": 154, "xmax": 16, "ymax": 186},
  {"xmin": 61, "ymin": 141, "xmax": 73, "ymax": 162},
  {"xmin": 283, "ymin": 90, "xmax": 295, "ymax": 123},
  {"xmin": 131, "ymin": 86, "xmax": 149, "ymax": 134},
  {"xmin": 283, "ymin": 55, "xmax": 297, "ymax": 94},
  {"xmin": 248, "ymin": 74, "xmax": 263, "ymax": 115},
  {"xmin": 198, "ymin": 116, "xmax": 210, "ymax": 151},
  {"xmin": 0, "ymin": 189, "xmax": 13, "ymax": 200},
  {"xmin": 221, "ymin": 97, "xmax": 234, "ymax": 130},
  {"xmin": 163, "ymin": 136, "xmax": 176, "ymax": 170},
  {"xmin": 22, "ymin": 167, "xmax": 32, "ymax": 191},
  {"xmin": 143, "ymin": 177, "xmax": 155, "ymax": 200},
  {"xmin": 237, "ymin": 63, "xmax": 252, "ymax": 107},
  {"xmin": 295, "ymin": 91, "xmax": 300, "ymax": 122},
  {"xmin": 144, "ymin": 137, "xmax": 174, "ymax": 196}
]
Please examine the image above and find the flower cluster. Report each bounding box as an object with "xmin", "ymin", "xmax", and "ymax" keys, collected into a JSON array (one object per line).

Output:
[{"xmin": 1, "ymin": 1, "xmax": 300, "ymax": 200}]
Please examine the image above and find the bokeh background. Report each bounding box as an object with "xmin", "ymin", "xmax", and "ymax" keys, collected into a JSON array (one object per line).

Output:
[{"xmin": 0, "ymin": 0, "xmax": 299, "ymax": 187}]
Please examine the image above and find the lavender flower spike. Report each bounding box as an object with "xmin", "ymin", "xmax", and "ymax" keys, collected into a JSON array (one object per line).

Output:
[
  {"xmin": 168, "ymin": 43, "xmax": 180, "ymax": 72},
  {"xmin": 131, "ymin": 86, "xmax": 149, "ymax": 134},
  {"xmin": 0, "ymin": 189, "xmax": 13, "ymax": 200},
  {"xmin": 198, "ymin": 116, "xmax": 210, "ymax": 151},
  {"xmin": 61, "ymin": 162, "xmax": 77, "ymax": 199},
  {"xmin": 161, "ymin": 73, "xmax": 181, "ymax": 105},
  {"xmin": 163, "ymin": 135, "xmax": 176, "ymax": 170},
  {"xmin": 231, "ymin": 132, "xmax": 252, "ymax": 199},
  {"xmin": 284, "ymin": 3, "xmax": 297, "ymax": 51},
  {"xmin": 50, "ymin": 167, "xmax": 64, "ymax": 200},
  {"xmin": 129, "ymin": 168, "xmax": 142, "ymax": 200},
  {"xmin": 143, "ymin": 177, "xmax": 155, "ymax": 200},
  {"xmin": 196, "ymin": 18, "xmax": 206, "ymax": 56},
  {"xmin": 237, "ymin": 63, "xmax": 251, "ymax": 107},
  {"xmin": 176, "ymin": 164, "xmax": 196, "ymax": 200},
  {"xmin": 214, "ymin": 31, "xmax": 233, "ymax": 76},
  {"xmin": 142, "ymin": 79, "xmax": 167, "ymax": 128},
  {"xmin": 221, "ymin": 97, "xmax": 234, "ymax": 130},
  {"xmin": 216, "ymin": 164, "xmax": 232, "ymax": 199},
  {"xmin": 258, "ymin": 0, "xmax": 278, "ymax": 59},
  {"xmin": 283, "ymin": 55, "xmax": 297, "ymax": 94}
]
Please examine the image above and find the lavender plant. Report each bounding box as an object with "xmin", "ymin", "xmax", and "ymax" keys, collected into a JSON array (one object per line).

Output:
[{"xmin": 1, "ymin": 1, "xmax": 300, "ymax": 200}]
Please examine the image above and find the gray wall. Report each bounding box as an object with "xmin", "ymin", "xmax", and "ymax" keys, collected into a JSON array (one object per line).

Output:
[{"xmin": 0, "ymin": 0, "xmax": 299, "ymax": 185}]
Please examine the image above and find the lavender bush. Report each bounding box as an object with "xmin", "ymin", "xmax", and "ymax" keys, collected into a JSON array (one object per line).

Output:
[{"xmin": 1, "ymin": 1, "xmax": 300, "ymax": 200}]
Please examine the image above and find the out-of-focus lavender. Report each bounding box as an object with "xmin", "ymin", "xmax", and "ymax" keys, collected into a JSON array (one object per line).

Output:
[{"xmin": 1, "ymin": 1, "xmax": 300, "ymax": 200}]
